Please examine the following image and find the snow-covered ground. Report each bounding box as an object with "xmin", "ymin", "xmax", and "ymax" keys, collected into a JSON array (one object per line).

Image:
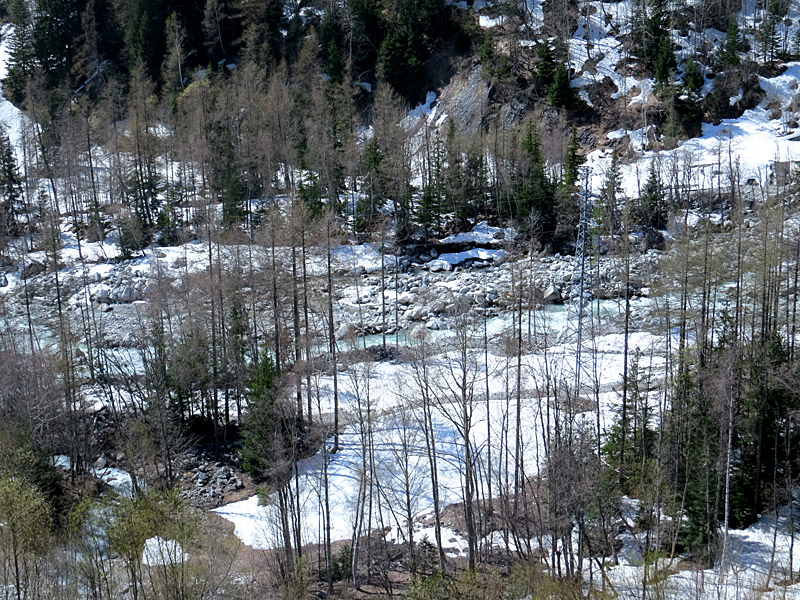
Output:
[
  {"xmin": 214, "ymin": 312, "xmax": 669, "ymax": 553},
  {"xmin": 142, "ymin": 536, "xmax": 188, "ymax": 567}
]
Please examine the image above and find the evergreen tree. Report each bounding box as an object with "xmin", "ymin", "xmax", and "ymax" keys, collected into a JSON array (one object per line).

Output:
[
  {"xmin": 355, "ymin": 139, "xmax": 385, "ymax": 234},
  {"xmin": 349, "ymin": 0, "xmax": 386, "ymax": 79},
  {"xmin": 634, "ymin": 0, "xmax": 671, "ymax": 72},
  {"xmin": 595, "ymin": 150, "xmax": 622, "ymax": 237},
  {"xmin": 319, "ymin": 6, "xmax": 346, "ymax": 82},
  {"xmin": 683, "ymin": 56, "xmax": 704, "ymax": 97},
  {"xmin": 654, "ymin": 37, "xmax": 677, "ymax": 88},
  {"xmin": 418, "ymin": 138, "xmax": 444, "ymax": 239},
  {"xmin": 536, "ymin": 42, "xmax": 557, "ymax": 86},
  {"xmin": 548, "ymin": 63, "xmax": 574, "ymax": 108},
  {"xmin": 0, "ymin": 126, "xmax": 22, "ymax": 248},
  {"xmin": 638, "ymin": 161, "xmax": 667, "ymax": 229},
  {"xmin": 241, "ymin": 355, "xmax": 292, "ymax": 482},
  {"xmin": 514, "ymin": 123, "xmax": 555, "ymax": 234},
  {"xmin": 721, "ymin": 16, "xmax": 740, "ymax": 67},
  {"xmin": 124, "ymin": 0, "xmax": 170, "ymax": 78},
  {"xmin": 5, "ymin": 0, "xmax": 36, "ymax": 105},
  {"xmin": 480, "ymin": 30, "xmax": 495, "ymax": 77},
  {"xmin": 563, "ymin": 126, "xmax": 584, "ymax": 188},
  {"xmin": 377, "ymin": 25, "xmax": 423, "ymax": 101}
]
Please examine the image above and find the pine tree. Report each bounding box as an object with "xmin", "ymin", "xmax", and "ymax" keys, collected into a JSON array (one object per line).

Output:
[
  {"xmin": 548, "ymin": 63, "xmax": 574, "ymax": 108},
  {"xmin": 638, "ymin": 161, "xmax": 667, "ymax": 229},
  {"xmin": 654, "ymin": 37, "xmax": 677, "ymax": 88},
  {"xmin": 5, "ymin": 0, "xmax": 36, "ymax": 105},
  {"xmin": 563, "ymin": 126, "xmax": 584, "ymax": 188},
  {"xmin": 683, "ymin": 56, "xmax": 704, "ymax": 97},
  {"xmin": 0, "ymin": 126, "xmax": 22, "ymax": 248},
  {"xmin": 595, "ymin": 150, "xmax": 622, "ymax": 237},
  {"xmin": 721, "ymin": 16, "xmax": 740, "ymax": 67},
  {"xmin": 356, "ymin": 139, "xmax": 385, "ymax": 234},
  {"xmin": 241, "ymin": 354, "xmax": 287, "ymax": 482}
]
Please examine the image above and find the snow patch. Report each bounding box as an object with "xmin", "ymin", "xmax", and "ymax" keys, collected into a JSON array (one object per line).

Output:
[{"xmin": 142, "ymin": 537, "xmax": 188, "ymax": 566}]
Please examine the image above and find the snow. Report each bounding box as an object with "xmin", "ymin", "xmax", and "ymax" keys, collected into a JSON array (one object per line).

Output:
[
  {"xmin": 600, "ymin": 495, "xmax": 800, "ymax": 599},
  {"xmin": 332, "ymin": 243, "xmax": 397, "ymax": 274},
  {"xmin": 439, "ymin": 221, "xmax": 515, "ymax": 246},
  {"xmin": 607, "ymin": 127, "xmax": 654, "ymax": 152},
  {"xmin": 405, "ymin": 91, "xmax": 437, "ymax": 123},
  {"xmin": 584, "ymin": 61, "xmax": 800, "ymax": 198},
  {"xmin": 479, "ymin": 15, "xmax": 506, "ymax": 29},
  {"xmin": 427, "ymin": 248, "xmax": 506, "ymax": 270},
  {"xmin": 142, "ymin": 537, "xmax": 188, "ymax": 566},
  {"xmin": 53, "ymin": 455, "xmax": 135, "ymax": 497},
  {"xmin": 215, "ymin": 307, "xmax": 670, "ymax": 552}
]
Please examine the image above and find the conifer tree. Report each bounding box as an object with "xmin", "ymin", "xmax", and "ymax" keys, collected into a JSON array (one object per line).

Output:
[
  {"xmin": 0, "ymin": 126, "xmax": 22, "ymax": 249},
  {"xmin": 596, "ymin": 150, "xmax": 622, "ymax": 237},
  {"xmin": 683, "ymin": 56, "xmax": 704, "ymax": 97},
  {"xmin": 5, "ymin": 0, "xmax": 36, "ymax": 105},
  {"xmin": 548, "ymin": 63, "xmax": 574, "ymax": 108},
  {"xmin": 356, "ymin": 139, "xmax": 385, "ymax": 234},
  {"xmin": 721, "ymin": 16, "xmax": 740, "ymax": 67},
  {"xmin": 654, "ymin": 37, "xmax": 677, "ymax": 88},
  {"xmin": 514, "ymin": 122, "xmax": 555, "ymax": 234},
  {"xmin": 241, "ymin": 354, "xmax": 287, "ymax": 482},
  {"xmin": 639, "ymin": 161, "xmax": 667, "ymax": 229}
]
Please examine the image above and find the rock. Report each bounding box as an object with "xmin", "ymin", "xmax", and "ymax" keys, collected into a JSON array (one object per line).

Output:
[
  {"xmin": 398, "ymin": 292, "xmax": 415, "ymax": 305},
  {"xmin": 0, "ymin": 273, "xmax": 6, "ymax": 287},
  {"xmin": 409, "ymin": 324, "xmax": 428, "ymax": 340},
  {"xmin": 407, "ymin": 306, "xmax": 428, "ymax": 321},
  {"xmin": 94, "ymin": 456, "xmax": 107, "ymax": 469},
  {"xmin": 543, "ymin": 285, "xmax": 562, "ymax": 303},
  {"xmin": 119, "ymin": 285, "xmax": 135, "ymax": 303},
  {"xmin": 22, "ymin": 261, "xmax": 46, "ymax": 278},
  {"xmin": 429, "ymin": 299, "xmax": 447, "ymax": 314},
  {"xmin": 335, "ymin": 323, "xmax": 357, "ymax": 340},
  {"xmin": 426, "ymin": 317, "xmax": 443, "ymax": 330}
]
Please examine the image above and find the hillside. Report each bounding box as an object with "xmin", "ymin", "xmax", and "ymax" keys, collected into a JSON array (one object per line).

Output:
[{"xmin": 1, "ymin": 1, "xmax": 800, "ymax": 599}]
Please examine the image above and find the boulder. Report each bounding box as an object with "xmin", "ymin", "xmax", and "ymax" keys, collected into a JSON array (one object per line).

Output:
[
  {"xmin": 543, "ymin": 285, "xmax": 562, "ymax": 303},
  {"xmin": 335, "ymin": 323, "xmax": 357, "ymax": 340},
  {"xmin": 22, "ymin": 261, "xmax": 45, "ymax": 278}
]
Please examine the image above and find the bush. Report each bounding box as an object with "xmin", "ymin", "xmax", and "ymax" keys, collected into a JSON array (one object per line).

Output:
[
  {"xmin": 330, "ymin": 543, "xmax": 352, "ymax": 581},
  {"xmin": 407, "ymin": 571, "xmax": 451, "ymax": 600}
]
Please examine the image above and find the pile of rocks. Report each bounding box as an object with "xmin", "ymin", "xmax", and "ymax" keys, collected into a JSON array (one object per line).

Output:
[{"xmin": 178, "ymin": 451, "xmax": 248, "ymax": 508}]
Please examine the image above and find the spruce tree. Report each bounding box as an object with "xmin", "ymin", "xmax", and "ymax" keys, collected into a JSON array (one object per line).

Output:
[
  {"xmin": 0, "ymin": 126, "xmax": 22, "ymax": 246},
  {"xmin": 596, "ymin": 150, "xmax": 622, "ymax": 237},
  {"xmin": 721, "ymin": 16, "xmax": 740, "ymax": 67},
  {"xmin": 536, "ymin": 42, "xmax": 557, "ymax": 86},
  {"xmin": 548, "ymin": 63, "xmax": 574, "ymax": 108},
  {"xmin": 683, "ymin": 56, "xmax": 704, "ymax": 97},
  {"xmin": 563, "ymin": 126, "xmax": 585, "ymax": 188},
  {"xmin": 355, "ymin": 139, "xmax": 385, "ymax": 234},
  {"xmin": 241, "ymin": 354, "xmax": 287, "ymax": 482},
  {"xmin": 654, "ymin": 37, "xmax": 677, "ymax": 88},
  {"xmin": 639, "ymin": 161, "xmax": 667, "ymax": 229},
  {"xmin": 516, "ymin": 123, "xmax": 555, "ymax": 234}
]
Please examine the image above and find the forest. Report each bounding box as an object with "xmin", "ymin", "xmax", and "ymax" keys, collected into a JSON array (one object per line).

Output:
[{"xmin": 1, "ymin": 0, "xmax": 800, "ymax": 598}]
